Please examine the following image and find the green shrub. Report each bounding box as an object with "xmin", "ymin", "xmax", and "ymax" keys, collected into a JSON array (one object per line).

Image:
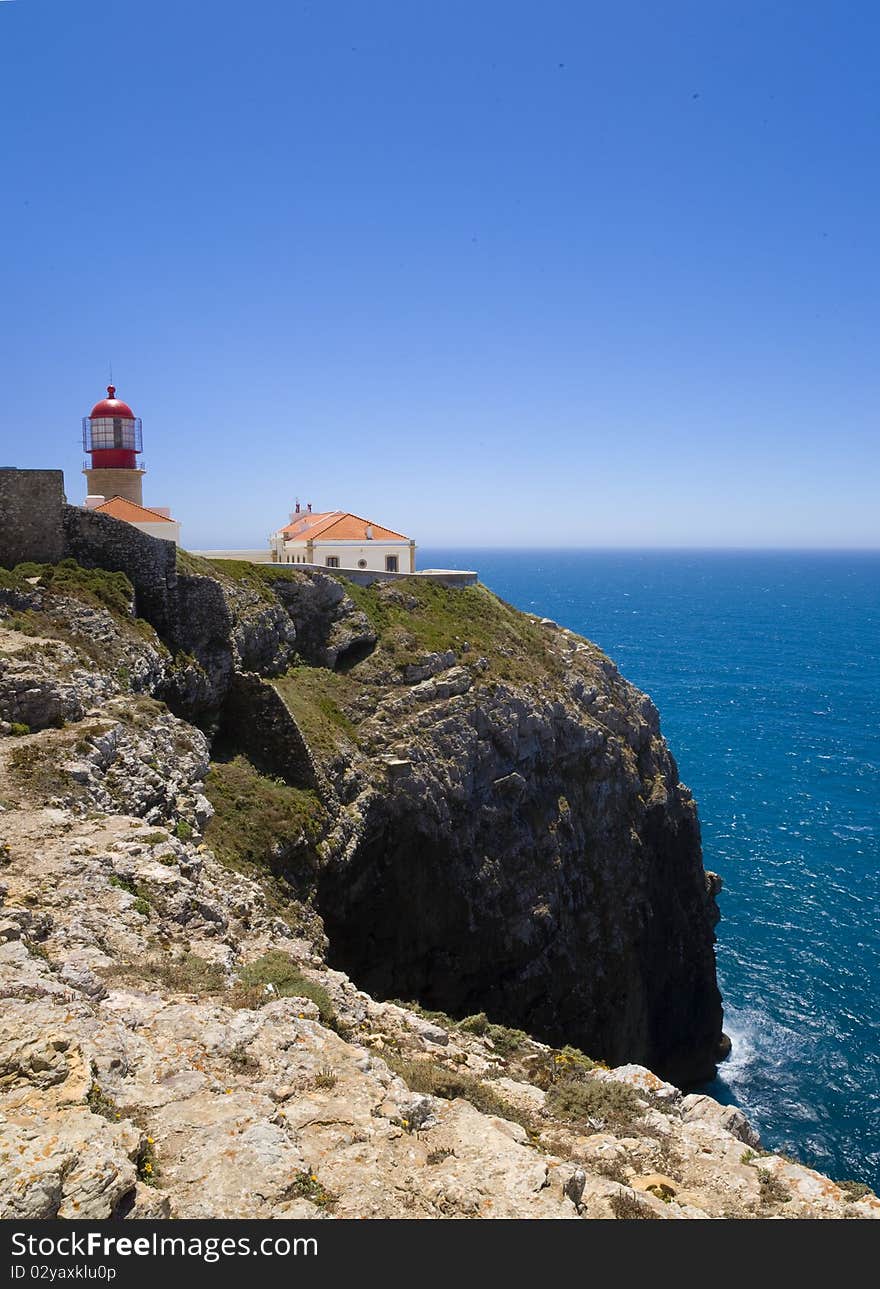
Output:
[
  {"xmin": 138, "ymin": 1137, "xmax": 160, "ymax": 1187},
  {"xmin": 236, "ymin": 951, "xmax": 337, "ymax": 1026},
  {"xmin": 839, "ymin": 1180, "xmax": 872, "ymax": 1202},
  {"xmin": 545, "ymin": 1075, "xmax": 644, "ymax": 1131},
  {"xmin": 457, "ymin": 1012, "xmax": 530, "ymax": 1057},
  {"xmin": 109, "ymin": 874, "xmax": 151, "ymax": 915},
  {"xmin": 758, "ymin": 1170, "xmax": 792, "ymax": 1205},
  {"xmin": 553, "ymin": 1045, "xmax": 598, "ymax": 1075},
  {"xmin": 8, "ymin": 722, "xmax": 30, "ymax": 737},
  {"xmin": 458, "ymin": 1012, "xmax": 490, "ymax": 1036},
  {"xmin": 87, "ymin": 1083, "xmax": 122, "ymax": 1121},
  {"xmin": 291, "ymin": 1170, "xmax": 337, "ymax": 1210},
  {"xmin": 174, "ymin": 820, "xmax": 193, "ymax": 842}
]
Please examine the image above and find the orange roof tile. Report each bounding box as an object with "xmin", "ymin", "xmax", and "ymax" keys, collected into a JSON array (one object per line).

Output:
[
  {"xmin": 279, "ymin": 511, "xmax": 409, "ymax": 542},
  {"xmin": 94, "ymin": 496, "xmax": 175, "ymax": 524}
]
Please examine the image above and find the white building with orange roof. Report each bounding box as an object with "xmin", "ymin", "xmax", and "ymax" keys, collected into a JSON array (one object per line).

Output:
[
  {"xmin": 270, "ymin": 504, "xmax": 416, "ymax": 574},
  {"xmin": 86, "ymin": 496, "xmax": 181, "ymax": 546}
]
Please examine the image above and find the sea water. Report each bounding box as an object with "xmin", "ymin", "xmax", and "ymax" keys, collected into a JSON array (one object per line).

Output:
[{"xmin": 420, "ymin": 548, "xmax": 880, "ymax": 1189}]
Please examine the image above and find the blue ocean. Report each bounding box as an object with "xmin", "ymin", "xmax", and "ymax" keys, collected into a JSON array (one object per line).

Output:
[{"xmin": 422, "ymin": 549, "xmax": 880, "ymax": 1189}]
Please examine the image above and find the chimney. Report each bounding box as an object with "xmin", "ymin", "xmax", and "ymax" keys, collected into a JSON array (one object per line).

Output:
[
  {"xmin": 307, "ymin": 502, "xmax": 312, "ymax": 512},
  {"xmin": 365, "ymin": 525, "xmax": 374, "ymax": 539},
  {"xmin": 84, "ymin": 495, "xmax": 106, "ymax": 510}
]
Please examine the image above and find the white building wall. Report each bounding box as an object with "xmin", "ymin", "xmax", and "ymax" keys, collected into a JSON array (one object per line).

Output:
[
  {"xmin": 130, "ymin": 520, "xmax": 181, "ymax": 546},
  {"xmin": 190, "ymin": 549, "xmax": 275, "ymax": 563},
  {"xmin": 280, "ymin": 540, "xmax": 415, "ymax": 573}
]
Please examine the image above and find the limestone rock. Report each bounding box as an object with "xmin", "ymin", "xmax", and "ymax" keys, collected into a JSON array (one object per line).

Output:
[{"xmin": 680, "ymin": 1093, "xmax": 761, "ymax": 1148}]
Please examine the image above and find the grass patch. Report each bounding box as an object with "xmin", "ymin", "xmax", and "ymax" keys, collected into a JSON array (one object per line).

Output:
[
  {"xmin": 235, "ymin": 951, "xmax": 337, "ymax": 1025},
  {"xmin": 105, "ymin": 952, "xmax": 227, "ymax": 995},
  {"xmin": 175, "ymin": 549, "xmax": 219, "ymax": 578},
  {"xmin": 2, "ymin": 562, "xmax": 163, "ymax": 663},
  {"xmin": 203, "ymin": 755, "xmax": 325, "ymax": 880},
  {"xmin": 383, "ymin": 1054, "xmax": 534, "ymax": 1135},
  {"xmin": 109, "ymin": 874, "xmax": 152, "ymax": 916},
  {"xmin": 389, "ymin": 1000, "xmax": 536, "ymax": 1061},
  {"xmin": 6, "ymin": 742, "xmax": 73, "ymax": 800},
  {"xmin": 202, "ymin": 756, "xmax": 328, "ymax": 947},
  {"xmin": 0, "ymin": 559, "xmax": 135, "ymax": 618},
  {"xmin": 8, "ymin": 722, "xmax": 31, "ymax": 737},
  {"xmin": 323, "ymin": 578, "xmax": 562, "ymax": 686},
  {"xmin": 272, "ymin": 667, "xmax": 361, "ymax": 758},
  {"xmin": 203, "ymin": 559, "xmax": 278, "ymax": 602}
]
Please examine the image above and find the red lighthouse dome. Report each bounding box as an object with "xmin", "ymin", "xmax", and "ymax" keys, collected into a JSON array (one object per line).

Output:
[
  {"xmin": 82, "ymin": 383, "xmax": 144, "ymax": 484},
  {"xmin": 89, "ymin": 385, "xmax": 136, "ymax": 420}
]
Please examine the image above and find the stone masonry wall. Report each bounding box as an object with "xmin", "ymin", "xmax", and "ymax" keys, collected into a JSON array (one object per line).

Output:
[
  {"xmin": 0, "ymin": 469, "xmax": 66, "ymax": 568},
  {"xmin": 61, "ymin": 505, "xmax": 178, "ymax": 639},
  {"xmin": 219, "ymin": 672, "xmax": 320, "ymax": 791}
]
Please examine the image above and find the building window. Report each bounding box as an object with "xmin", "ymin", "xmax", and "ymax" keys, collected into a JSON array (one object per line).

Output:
[
  {"xmin": 385, "ymin": 555, "xmax": 398, "ymax": 572},
  {"xmin": 325, "ymin": 556, "xmax": 340, "ymax": 568},
  {"xmin": 358, "ymin": 558, "xmax": 367, "ymax": 569}
]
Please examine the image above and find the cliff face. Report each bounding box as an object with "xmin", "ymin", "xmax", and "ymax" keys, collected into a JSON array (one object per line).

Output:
[
  {"xmin": 0, "ymin": 557, "xmax": 723, "ymax": 1084},
  {"xmin": 1, "ymin": 554, "xmax": 877, "ymax": 1220},
  {"xmin": 313, "ymin": 615, "xmax": 722, "ymax": 1085}
]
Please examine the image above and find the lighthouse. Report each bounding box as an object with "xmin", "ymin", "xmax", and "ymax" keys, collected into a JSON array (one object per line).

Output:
[{"xmin": 82, "ymin": 385, "xmax": 145, "ymax": 506}]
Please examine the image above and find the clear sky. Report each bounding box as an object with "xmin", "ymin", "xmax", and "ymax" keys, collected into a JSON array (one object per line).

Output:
[{"xmin": 1, "ymin": 0, "xmax": 878, "ymax": 549}]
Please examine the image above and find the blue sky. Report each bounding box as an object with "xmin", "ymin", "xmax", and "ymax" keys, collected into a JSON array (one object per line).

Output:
[{"xmin": 1, "ymin": 0, "xmax": 878, "ymax": 549}]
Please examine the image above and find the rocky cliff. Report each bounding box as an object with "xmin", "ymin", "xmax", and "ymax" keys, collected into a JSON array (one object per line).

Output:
[{"xmin": 1, "ymin": 551, "xmax": 875, "ymax": 1220}]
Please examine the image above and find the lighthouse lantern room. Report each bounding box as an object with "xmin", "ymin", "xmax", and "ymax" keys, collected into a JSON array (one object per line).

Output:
[{"xmin": 82, "ymin": 385, "xmax": 145, "ymax": 506}]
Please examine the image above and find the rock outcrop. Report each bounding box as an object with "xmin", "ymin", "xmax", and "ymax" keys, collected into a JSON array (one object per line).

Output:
[
  {"xmin": 0, "ymin": 805, "xmax": 875, "ymax": 1220},
  {"xmin": 2, "ymin": 551, "xmax": 875, "ymax": 1220}
]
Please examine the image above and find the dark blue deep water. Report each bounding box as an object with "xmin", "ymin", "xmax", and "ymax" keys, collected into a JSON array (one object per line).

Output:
[{"xmin": 422, "ymin": 549, "xmax": 880, "ymax": 1189}]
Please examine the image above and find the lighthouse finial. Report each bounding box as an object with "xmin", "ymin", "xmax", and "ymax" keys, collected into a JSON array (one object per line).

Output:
[{"xmin": 107, "ymin": 384, "xmax": 116, "ymax": 397}]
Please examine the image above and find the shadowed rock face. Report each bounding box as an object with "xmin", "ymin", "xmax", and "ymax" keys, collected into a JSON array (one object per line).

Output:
[{"xmin": 315, "ymin": 656, "xmax": 724, "ymax": 1086}]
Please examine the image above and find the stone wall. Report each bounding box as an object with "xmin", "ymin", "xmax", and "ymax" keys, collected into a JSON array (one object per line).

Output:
[
  {"xmin": 62, "ymin": 505, "xmax": 178, "ymax": 639},
  {"xmin": 219, "ymin": 672, "xmax": 319, "ymax": 791},
  {"xmin": 0, "ymin": 469, "xmax": 66, "ymax": 568}
]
